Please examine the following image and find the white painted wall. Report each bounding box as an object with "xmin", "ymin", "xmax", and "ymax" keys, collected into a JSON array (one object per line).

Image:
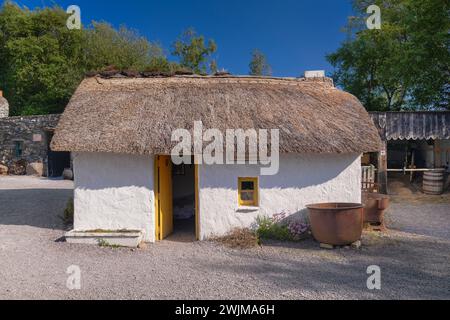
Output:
[
  {"xmin": 437, "ymin": 139, "xmax": 450, "ymax": 171},
  {"xmin": 73, "ymin": 152, "xmax": 155, "ymax": 242},
  {"xmin": 73, "ymin": 152, "xmax": 361, "ymax": 243},
  {"xmin": 198, "ymin": 153, "xmax": 362, "ymax": 239}
]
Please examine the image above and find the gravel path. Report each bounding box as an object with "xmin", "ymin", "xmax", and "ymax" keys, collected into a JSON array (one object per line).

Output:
[
  {"xmin": 0, "ymin": 176, "xmax": 449, "ymax": 300},
  {"xmin": 387, "ymin": 202, "xmax": 450, "ymax": 240}
]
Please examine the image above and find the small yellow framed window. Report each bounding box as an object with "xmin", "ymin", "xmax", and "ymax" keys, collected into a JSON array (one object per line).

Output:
[{"xmin": 238, "ymin": 177, "xmax": 259, "ymax": 207}]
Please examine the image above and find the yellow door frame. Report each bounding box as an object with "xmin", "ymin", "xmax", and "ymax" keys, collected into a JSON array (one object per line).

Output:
[
  {"xmin": 194, "ymin": 160, "xmax": 200, "ymax": 241},
  {"xmin": 155, "ymin": 156, "xmax": 159, "ymax": 240},
  {"xmin": 154, "ymin": 155, "xmax": 200, "ymax": 241}
]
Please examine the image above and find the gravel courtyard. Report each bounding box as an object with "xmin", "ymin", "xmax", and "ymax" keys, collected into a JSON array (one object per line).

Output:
[{"xmin": 0, "ymin": 176, "xmax": 449, "ymax": 300}]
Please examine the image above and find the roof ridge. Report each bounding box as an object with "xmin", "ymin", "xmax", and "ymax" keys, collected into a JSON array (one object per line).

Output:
[{"xmin": 88, "ymin": 75, "xmax": 335, "ymax": 88}]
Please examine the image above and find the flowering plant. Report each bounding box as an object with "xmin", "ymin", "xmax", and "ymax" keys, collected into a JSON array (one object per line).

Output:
[
  {"xmin": 288, "ymin": 221, "xmax": 309, "ymax": 240},
  {"xmin": 256, "ymin": 211, "xmax": 309, "ymax": 242}
]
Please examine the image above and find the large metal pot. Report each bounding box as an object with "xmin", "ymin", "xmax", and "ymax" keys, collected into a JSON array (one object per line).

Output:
[
  {"xmin": 307, "ymin": 203, "xmax": 363, "ymax": 246},
  {"xmin": 362, "ymin": 193, "xmax": 390, "ymax": 224}
]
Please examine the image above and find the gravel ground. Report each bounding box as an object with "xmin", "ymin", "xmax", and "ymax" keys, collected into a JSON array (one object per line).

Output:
[{"xmin": 0, "ymin": 176, "xmax": 449, "ymax": 300}]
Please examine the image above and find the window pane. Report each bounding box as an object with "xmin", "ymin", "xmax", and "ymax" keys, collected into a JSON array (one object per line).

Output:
[
  {"xmin": 241, "ymin": 191, "xmax": 254, "ymax": 201},
  {"xmin": 14, "ymin": 141, "xmax": 23, "ymax": 157},
  {"xmin": 241, "ymin": 181, "xmax": 254, "ymax": 190}
]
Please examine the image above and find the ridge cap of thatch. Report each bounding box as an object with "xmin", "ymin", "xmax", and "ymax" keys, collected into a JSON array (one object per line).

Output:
[
  {"xmin": 84, "ymin": 71, "xmax": 335, "ymax": 87},
  {"xmin": 81, "ymin": 75, "xmax": 335, "ymax": 91}
]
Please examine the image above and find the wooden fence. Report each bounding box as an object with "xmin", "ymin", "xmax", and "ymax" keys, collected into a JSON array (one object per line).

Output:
[{"xmin": 362, "ymin": 165, "xmax": 377, "ymax": 192}]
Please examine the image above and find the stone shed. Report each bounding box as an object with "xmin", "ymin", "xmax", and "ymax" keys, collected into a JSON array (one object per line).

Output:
[{"xmin": 0, "ymin": 91, "xmax": 70, "ymax": 177}]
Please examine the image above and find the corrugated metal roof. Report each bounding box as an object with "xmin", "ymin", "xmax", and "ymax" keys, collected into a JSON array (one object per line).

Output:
[{"xmin": 370, "ymin": 112, "xmax": 450, "ymax": 141}]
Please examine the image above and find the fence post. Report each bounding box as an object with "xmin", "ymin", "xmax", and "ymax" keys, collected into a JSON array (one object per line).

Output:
[{"xmin": 378, "ymin": 141, "xmax": 388, "ymax": 194}]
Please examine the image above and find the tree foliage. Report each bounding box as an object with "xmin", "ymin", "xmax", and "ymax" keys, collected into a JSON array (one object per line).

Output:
[
  {"xmin": 172, "ymin": 27, "xmax": 217, "ymax": 74},
  {"xmin": 0, "ymin": 2, "xmax": 167, "ymax": 116},
  {"xmin": 0, "ymin": 2, "xmax": 85, "ymax": 115},
  {"xmin": 249, "ymin": 49, "xmax": 271, "ymax": 76},
  {"xmin": 83, "ymin": 22, "xmax": 164, "ymax": 71},
  {"xmin": 327, "ymin": 0, "xmax": 449, "ymax": 111}
]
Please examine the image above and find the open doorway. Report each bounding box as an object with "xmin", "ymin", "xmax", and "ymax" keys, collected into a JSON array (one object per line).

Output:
[
  {"xmin": 172, "ymin": 160, "xmax": 196, "ymax": 240},
  {"xmin": 46, "ymin": 130, "xmax": 70, "ymax": 178},
  {"xmin": 154, "ymin": 156, "xmax": 197, "ymax": 242}
]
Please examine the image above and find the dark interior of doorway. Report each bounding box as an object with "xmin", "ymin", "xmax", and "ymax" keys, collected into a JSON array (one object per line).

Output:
[
  {"xmin": 46, "ymin": 131, "xmax": 71, "ymax": 178},
  {"xmin": 171, "ymin": 158, "xmax": 196, "ymax": 241}
]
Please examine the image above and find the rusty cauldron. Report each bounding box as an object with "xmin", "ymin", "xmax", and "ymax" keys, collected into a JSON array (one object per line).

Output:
[
  {"xmin": 307, "ymin": 203, "xmax": 364, "ymax": 246},
  {"xmin": 362, "ymin": 193, "xmax": 390, "ymax": 224}
]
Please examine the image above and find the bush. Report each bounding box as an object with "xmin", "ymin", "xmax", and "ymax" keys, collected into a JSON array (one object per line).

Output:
[
  {"xmin": 256, "ymin": 212, "xmax": 309, "ymax": 242},
  {"xmin": 256, "ymin": 216, "xmax": 292, "ymax": 241},
  {"xmin": 62, "ymin": 198, "xmax": 74, "ymax": 227}
]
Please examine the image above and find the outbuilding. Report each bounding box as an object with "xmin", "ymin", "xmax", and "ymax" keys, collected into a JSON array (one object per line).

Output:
[
  {"xmin": 368, "ymin": 111, "xmax": 450, "ymax": 194},
  {"xmin": 0, "ymin": 90, "xmax": 70, "ymax": 177},
  {"xmin": 51, "ymin": 74, "xmax": 381, "ymax": 243}
]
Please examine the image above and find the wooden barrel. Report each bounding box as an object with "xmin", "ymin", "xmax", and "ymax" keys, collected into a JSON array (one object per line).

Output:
[{"xmin": 423, "ymin": 170, "xmax": 445, "ymax": 195}]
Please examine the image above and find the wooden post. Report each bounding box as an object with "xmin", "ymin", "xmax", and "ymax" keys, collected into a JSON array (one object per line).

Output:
[
  {"xmin": 378, "ymin": 140, "xmax": 388, "ymax": 194},
  {"xmin": 435, "ymin": 140, "xmax": 441, "ymax": 168}
]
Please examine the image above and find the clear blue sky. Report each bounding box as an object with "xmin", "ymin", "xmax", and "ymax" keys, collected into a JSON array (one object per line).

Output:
[{"xmin": 13, "ymin": 0, "xmax": 355, "ymax": 77}]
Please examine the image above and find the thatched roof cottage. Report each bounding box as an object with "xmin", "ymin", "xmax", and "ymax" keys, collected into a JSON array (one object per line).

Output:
[{"xmin": 52, "ymin": 74, "xmax": 381, "ymax": 243}]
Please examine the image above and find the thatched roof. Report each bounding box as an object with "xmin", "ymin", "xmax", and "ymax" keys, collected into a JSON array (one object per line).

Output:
[{"xmin": 51, "ymin": 75, "xmax": 382, "ymax": 155}]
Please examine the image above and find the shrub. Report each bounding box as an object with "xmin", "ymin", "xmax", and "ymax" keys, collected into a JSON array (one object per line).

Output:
[
  {"xmin": 256, "ymin": 216, "xmax": 292, "ymax": 241},
  {"xmin": 287, "ymin": 220, "xmax": 309, "ymax": 241},
  {"xmin": 256, "ymin": 212, "xmax": 309, "ymax": 242},
  {"xmin": 62, "ymin": 198, "xmax": 74, "ymax": 227}
]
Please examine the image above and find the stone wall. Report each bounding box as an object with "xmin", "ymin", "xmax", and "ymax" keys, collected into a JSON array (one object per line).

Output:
[{"xmin": 0, "ymin": 114, "xmax": 60, "ymax": 175}]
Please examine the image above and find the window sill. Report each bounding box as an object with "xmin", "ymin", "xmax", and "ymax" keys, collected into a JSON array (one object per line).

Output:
[{"xmin": 236, "ymin": 206, "xmax": 259, "ymax": 213}]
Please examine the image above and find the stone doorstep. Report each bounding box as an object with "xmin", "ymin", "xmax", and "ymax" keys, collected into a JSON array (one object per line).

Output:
[{"xmin": 65, "ymin": 230, "xmax": 144, "ymax": 248}]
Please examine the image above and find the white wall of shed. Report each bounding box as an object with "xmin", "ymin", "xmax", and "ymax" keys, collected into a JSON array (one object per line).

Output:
[
  {"xmin": 73, "ymin": 152, "xmax": 155, "ymax": 242},
  {"xmin": 198, "ymin": 153, "xmax": 362, "ymax": 239}
]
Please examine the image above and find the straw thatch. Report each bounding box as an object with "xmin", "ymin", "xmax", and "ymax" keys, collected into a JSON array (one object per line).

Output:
[{"xmin": 51, "ymin": 75, "xmax": 382, "ymax": 155}]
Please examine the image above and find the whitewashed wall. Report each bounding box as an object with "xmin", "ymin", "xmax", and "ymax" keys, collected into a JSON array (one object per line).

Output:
[
  {"xmin": 437, "ymin": 139, "xmax": 450, "ymax": 170},
  {"xmin": 73, "ymin": 152, "xmax": 361, "ymax": 243},
  {"xmin": 73, "ymin": 152, "xmax": 155, "ymax": 242},
  {"xmin": 198, "ymin": 153, "xmax": 362, "ymax": 239}
]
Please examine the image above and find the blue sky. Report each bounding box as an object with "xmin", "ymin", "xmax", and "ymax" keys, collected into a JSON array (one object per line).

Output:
[{"xmin": 12, "ymin": 0, "xmax": 355, "ymax": 76}]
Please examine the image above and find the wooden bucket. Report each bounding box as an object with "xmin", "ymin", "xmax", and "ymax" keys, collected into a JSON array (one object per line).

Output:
[{"xmin": 423, "ymin": 170, "xmax": 445, "ymax": 195}]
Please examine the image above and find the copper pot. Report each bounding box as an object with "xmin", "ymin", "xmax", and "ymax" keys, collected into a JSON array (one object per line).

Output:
[
  {"xmin": 362, "ymin": 193, "xmax": 390, "ymax": 224},
  {"xmin": 307, "ymin": 203, "xmax": 364, "ymax": 246}
]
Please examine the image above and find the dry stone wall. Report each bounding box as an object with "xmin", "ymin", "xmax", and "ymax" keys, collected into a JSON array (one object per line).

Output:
[{"xmin": 0, "ymin": 114, "xmax": 60, "ymax": 175}]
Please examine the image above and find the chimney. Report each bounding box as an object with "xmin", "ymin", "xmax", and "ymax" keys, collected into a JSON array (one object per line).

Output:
[
  {"xmin": 304, "ymin": 70, "xmax": 334, "ymax": 87},
  {"xmin": 0, "ymin": 89, "xmax": 9, "ymax": 118},
  {"xmin": 304, "ymin": 70, "xmax": 325, "ymax": 78}
]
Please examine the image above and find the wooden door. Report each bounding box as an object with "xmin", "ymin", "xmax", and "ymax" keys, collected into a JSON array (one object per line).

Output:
[{"xmin": 155, "ymin": 155, "xmax": 173, "ymax": 240}]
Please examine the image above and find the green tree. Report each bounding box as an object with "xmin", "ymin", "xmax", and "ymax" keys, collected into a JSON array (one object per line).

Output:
[
  {"xmin": 0, "ymin": 2, "xmax": 167, "ymax": 116},
  {"xmin": 83, "ymin": 22, "xmax": 164, "ymax": 71},
  {"xmin": 0, "ymin": 2, "xmax": 85, "ymax": 115},
  {"xmin": 249, "ymin": 49, "xmax": 271, "ymax": 76},
  {"xmin": 327, "ymin": 0, "xmax": 449, "ymax": 111},
  {"xmin": 209, "ymin": 59, "xmax": 218, "ymax": 74},
  {"xmin": 172, "ymin": 27, "xmax": 217, "ymax": 74}
]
